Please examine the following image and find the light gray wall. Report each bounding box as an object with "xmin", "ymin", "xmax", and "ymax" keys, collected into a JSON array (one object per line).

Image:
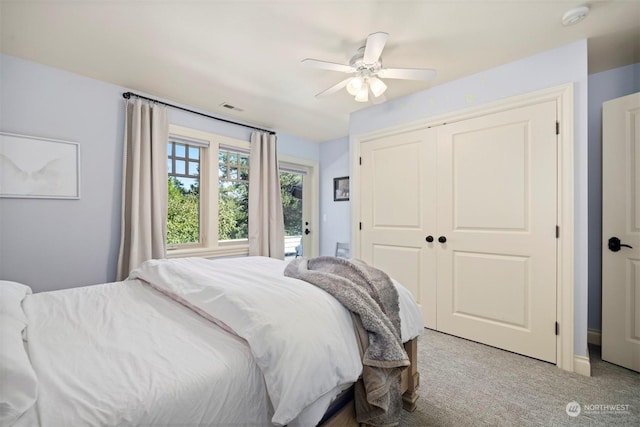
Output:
[
  {"xmin": 348, "ymin": 40, "xmax": 590, "ymax": 357},
  {"xmin": 319, "ymin": 136, "xmax": 350, "ymax": 256},
  {"xmin": 0, "ymin": 53, "xmax": 319, "ymax": 292},
  {"xmin": 587, "ymin": 63, "xmax": 640, "ymax": 332}
]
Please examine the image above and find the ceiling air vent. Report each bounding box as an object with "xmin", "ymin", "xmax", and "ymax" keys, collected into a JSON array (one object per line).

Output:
[{"xmin": 220, "ymin": 102, "xmax": 244, "ymax": 112}]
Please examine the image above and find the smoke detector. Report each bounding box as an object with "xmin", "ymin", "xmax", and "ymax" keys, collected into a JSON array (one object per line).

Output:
[{"xmin": 562, "ymin": 5, "xmax": 590, "ymax": 26}]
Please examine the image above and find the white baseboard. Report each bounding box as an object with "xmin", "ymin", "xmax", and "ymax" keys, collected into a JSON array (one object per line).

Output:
[
  {"xmin": 588, "ymin": 328, "xmax": 601, "ymax": 346},
  {"xmin": 573, "ymin": 354, "xmax": 591, "ymax": 377}
]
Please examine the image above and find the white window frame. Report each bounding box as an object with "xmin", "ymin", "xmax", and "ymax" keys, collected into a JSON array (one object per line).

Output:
[{"xmin": 166, "ymin": 124, "xmax": 250, "ymax": 259}]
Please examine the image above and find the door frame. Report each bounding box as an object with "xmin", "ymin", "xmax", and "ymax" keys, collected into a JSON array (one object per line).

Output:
[
  {"xmin": 351, "ymin": 83, "xmax": 576, "ymax": 372},
  {"xmin": 279, "ymin": 154, "xmax": 320, "ymax": 258}
]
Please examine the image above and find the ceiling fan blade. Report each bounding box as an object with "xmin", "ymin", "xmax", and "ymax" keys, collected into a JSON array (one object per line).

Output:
[
  {"xmin": 302, "ymin": 58, "xmax": 353, "ymax": 73},
  {"xmin": 378, "ymin": 68, "xmax": 437, "ymax": 80},
  {"xmin": 363, "ymin": 32, "xmax": 388, "ymax": 64},
  {"xmin": 315, "ymin": 78, "xmax": 352, "ymax": 98}
]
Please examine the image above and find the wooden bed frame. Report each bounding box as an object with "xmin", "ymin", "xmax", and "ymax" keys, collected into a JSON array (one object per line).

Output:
[{"xmin": 321, "ymin": 338, "xmax": 420, "ymax": 426}]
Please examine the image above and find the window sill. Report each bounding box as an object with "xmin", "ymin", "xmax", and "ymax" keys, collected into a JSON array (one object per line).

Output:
[{"xmin": 166, "ymin": 245, "xmax": 249, "ymax": 260}]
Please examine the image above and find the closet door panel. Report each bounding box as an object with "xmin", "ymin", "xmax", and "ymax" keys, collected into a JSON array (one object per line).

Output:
[
  {"xmin": 360, "ymin": 129, "xmax": 437, "ymax": 327},
  {"xmin": 436, "ymin": 100, "xmax": 558, "ymax": 363}
]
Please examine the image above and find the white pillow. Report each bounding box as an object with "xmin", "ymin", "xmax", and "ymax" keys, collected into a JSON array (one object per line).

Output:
[{"xmin": 0, "ymin": 281, "xmax": 38, "ymax": 427}]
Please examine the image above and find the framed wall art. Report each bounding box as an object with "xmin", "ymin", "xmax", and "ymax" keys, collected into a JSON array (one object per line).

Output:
[
  {"xmin": 0, "ymin": 132, "xmax": 80, "ymax": 199},
  {"xmin": 333, "ymin": 176, "xmax": 349, "ymax": 201}
]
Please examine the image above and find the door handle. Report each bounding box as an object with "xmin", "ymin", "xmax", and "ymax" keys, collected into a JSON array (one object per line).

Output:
[
  {"xmin": 304, "ymin": 228, "xmax": 311, "ymax": 235},
  {"xmin": 608, "ymin": 237, "xmax": 632, "ymax": 252},
  {"xmin": 426, "ymin": 235, "xmax": 434, "ymax": 243},
  {"xmin": 438, "ymin": 236, "xmax": 447, "ymax": 244}
]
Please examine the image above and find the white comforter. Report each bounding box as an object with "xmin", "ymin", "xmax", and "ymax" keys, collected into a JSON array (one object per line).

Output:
[
  {"xmin": 11, "ymin": 256, "xmax": 423, "ymax": 427},
  {"xmin": 18, "ymin": 278, "xmax": 272, "ymax": 427},
  {"xmin": 129, "ymin": 256, "xmax": 423, "ymax": 426}
]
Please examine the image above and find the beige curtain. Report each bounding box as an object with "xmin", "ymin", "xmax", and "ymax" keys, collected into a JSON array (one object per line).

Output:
[
  {"xmin": 248, "ymin": 131, "xmax": 285, "ymax": 259},
  {"xmin": 116, "ymin": 99, "xmax": 169, "ymax": 280}
]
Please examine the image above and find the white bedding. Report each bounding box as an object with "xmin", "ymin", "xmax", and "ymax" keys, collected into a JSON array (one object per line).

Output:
[
  {"xmin": 0, "ymin": 282, "xmax": 37, "ymax": 427},
  {"xmin": 9, "ymin": 256, "xmax": 423, "ymax": 427},
  {"xmin": 17, "ymin": 278, "xmax": 272, "ymax": 427}
]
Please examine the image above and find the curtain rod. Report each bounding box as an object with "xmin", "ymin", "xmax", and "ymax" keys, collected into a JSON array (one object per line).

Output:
[{"xmin": 122, "ymin": 92, "xmax": 275, "ymax": 135}]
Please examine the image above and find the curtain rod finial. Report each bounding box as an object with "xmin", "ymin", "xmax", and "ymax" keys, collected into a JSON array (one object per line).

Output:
[{"xmin": 123, "ymin": 92, "xmax": 132, "ymax": 99}]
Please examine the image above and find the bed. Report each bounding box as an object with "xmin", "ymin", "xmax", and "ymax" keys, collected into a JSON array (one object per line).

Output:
[{"xmin": 1, "ymin": 256, "xmax": 423, "ymax": 427}]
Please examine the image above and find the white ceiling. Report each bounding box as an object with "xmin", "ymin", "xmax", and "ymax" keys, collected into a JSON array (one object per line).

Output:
[{"xmin": 1, "ymin": 0, "xmax": 639, "ymax": 142}]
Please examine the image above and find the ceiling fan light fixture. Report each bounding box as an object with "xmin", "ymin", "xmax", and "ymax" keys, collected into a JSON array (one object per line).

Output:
[
  {"xmin": 303, "ymin": 32, "xmax": 437, "ymax": 103},
  {"xmin": 355, "ymin": 83, "xmax": 369, "ymax": 102},
  {"xmin": 346, "ymin": 76, "xmax": 364, "ymax": 95},
  {"xmin": 369, "ymin": 77, "xmax": 387, "ymax": 97}
]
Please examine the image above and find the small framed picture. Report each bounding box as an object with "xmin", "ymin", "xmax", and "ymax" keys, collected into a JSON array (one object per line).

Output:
[{"xmin": 333, "ymin": 176, "xmax": 349, "ymax": 201}]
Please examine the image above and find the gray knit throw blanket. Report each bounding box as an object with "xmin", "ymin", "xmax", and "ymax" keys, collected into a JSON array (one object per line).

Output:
[{"xmin": 284, "ymin": 256, "xmax": 409, "ymax": 426}]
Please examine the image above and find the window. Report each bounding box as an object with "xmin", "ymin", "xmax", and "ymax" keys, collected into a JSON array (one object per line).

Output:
[
  {"xmin": 166, "ymin": 125, "xmax": 250, "ymax": 258},
  {"xmin": 167, "ymin": 141, "xmax": 201, "ymax": 246},
  {"xmin": 218, "ymin": 148, "xmax": 249, "ymax": 241}
]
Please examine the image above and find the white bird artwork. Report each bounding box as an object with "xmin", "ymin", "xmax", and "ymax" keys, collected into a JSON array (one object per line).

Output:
[{"xmin": 0, "ymin": 153, "xmax": 63, "ymax": 196}]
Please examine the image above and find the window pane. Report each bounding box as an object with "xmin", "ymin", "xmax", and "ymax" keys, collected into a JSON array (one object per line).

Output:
[
  {"xmin": 218, "ymin": 181, "xmax": 248, "ymax": 241},
  {"xmin": 189, "ymin": 147, "xmax": 199, "ymax": 160},
  {"xmin": 218, "ymin": 147, "xmax": 249, "ymax": 242},
  {"xmin": 167, "ymin": 176, "xmax": 200, "ymax": 245},
  {"xmin": 167, "ymin": 141, "xmax": 200, "ymax": 246},
  {"xmin": 280, "ymin": 171, "xmax": 303, "ymax": 237},
  {"xmin": 176, "ymin": 160, "xmax": 186, "ymax": 175},
  {"xmin": 188, "ymin": 161, "xmax": 199, "ymax": 176},
  {"xmin": 219, "ymin": 151, "xmax": 227, "ymax": 163}
]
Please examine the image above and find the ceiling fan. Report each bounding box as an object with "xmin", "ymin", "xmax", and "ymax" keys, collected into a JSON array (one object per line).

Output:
[{"xmin": 302, "ymin": 32, "xmax": 437, "ymax": 103}]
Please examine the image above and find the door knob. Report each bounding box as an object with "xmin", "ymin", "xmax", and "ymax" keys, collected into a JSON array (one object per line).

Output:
[
  {"xmin": 304, "ymin": 228, "xmax": 311, "ymax": 235},
  {"xmin": 438, "ymin": 236, "xmax": 447, "ymax": 244},
  {"xmin": 608, "ymin": 237, "xmax": 632, "ymax": 252},
  {"xmin": 426, "ymin": 235, "xmax": 434, "ymax": 243}
]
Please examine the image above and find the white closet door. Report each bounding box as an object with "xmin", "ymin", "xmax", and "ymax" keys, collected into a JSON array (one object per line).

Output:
[
  {"xmin": 360, "ymin": 129, "xmax": 437, "ymax": 327},
  {"xmin": 436, "ymin": 100, "xmax": 558, "ymax": 363},
  {"xmin": 602, "ymin": 92, "xmax": 640, "ymax": 373}
]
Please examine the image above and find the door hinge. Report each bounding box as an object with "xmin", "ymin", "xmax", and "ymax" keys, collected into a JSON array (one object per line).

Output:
[
  {"xmin": 359, "ymin": 157, "xmax": 362, "ymax": 165},
  {"xmin": 359, "ymin": 222, "xmax": 362, "ymax": 230},
  {"xmin": 556, "ymin": 225, "xmax": 560, "ymax": 238},
  {"xmin": 556, "ymin": 121, "xmax": 560, "ymax": 135},
  {"xmin": 555, "ymin": 321, "xmax": 559, "ymax": 335}
]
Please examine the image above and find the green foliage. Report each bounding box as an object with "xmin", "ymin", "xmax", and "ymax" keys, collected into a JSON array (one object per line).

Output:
[
  {"xmin": 167, "ymin": 166, "xmax": 303, "ymax": 245},
  {"xmin": 167, "ymin": 177, "xmax": 199, "ymax": 244},
  {"xmin": 280, "ymin": 171, "xmax": 302, "ymax": 236},
  {"xmin": 218, "ymin": 182, "xmax": 248, "ymax": 240}
]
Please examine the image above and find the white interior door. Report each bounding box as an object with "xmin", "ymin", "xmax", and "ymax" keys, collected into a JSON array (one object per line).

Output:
[
  {"xmin": 436, "ymin": 100, "xmax": 558, "ymax": 363},
  {"xmin": 602, "ymin": 92, "xmax": 640, "ymax": 373},
  {"xmin": 360, "ymin": 129, "xmax": 437, "ymax": 327}
]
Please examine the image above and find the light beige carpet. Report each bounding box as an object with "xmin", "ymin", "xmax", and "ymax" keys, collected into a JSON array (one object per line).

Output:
[{"xmin": 400, "ymin": 329, "xmax": 639, "ymax": 426}]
